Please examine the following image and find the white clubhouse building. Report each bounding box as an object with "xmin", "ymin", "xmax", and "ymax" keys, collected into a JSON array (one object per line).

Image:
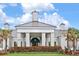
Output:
[
  {"xmin": 0, "ymin": 10, "xmax": 68, "ymax": 50},
  {"xmin": 11, "ymin": 11, "xmax": 67, "ymax": 49}
]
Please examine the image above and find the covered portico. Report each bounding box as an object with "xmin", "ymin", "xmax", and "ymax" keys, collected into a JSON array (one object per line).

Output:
[
  {"xmin": 12, "ymin": 10, "xmax": 56, "ymax": 47},
  {"xmin": 16, "ymin": 29, "xmax": 55, "ymax": 47}
]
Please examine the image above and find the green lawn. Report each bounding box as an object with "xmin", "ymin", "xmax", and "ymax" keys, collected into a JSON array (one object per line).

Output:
[{"xmin": 5, "ymin": 52, "xmax": 67, "ymax": 56}]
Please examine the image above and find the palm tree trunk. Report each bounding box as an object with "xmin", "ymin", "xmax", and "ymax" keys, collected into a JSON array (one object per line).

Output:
[
  {"xmin": 67, "ymin": 39, "xmax": 70, "ymax": 50},
  {"xmin": 76, "ymin": 40, "xmax": 77, "ymax": 50},
  {"xmin": 74, "ymin": 39, "xmax": 77, "ymax": 51},
  {"xmin": 73, "ymin": 39, "xmax": 76, "ymax": 51},
  {"xmin": 5, "ymin": 39, "xmax": 7, "ymax": 52}
]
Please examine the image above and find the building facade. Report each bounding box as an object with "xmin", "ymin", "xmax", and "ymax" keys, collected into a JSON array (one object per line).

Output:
[
  {"xmin": 0, "ymin": 10, "xmax": 68, "ymax": 50},
  {"xmin": 11, "ymin": 11, "xmax": 67, "ymax": 49}
]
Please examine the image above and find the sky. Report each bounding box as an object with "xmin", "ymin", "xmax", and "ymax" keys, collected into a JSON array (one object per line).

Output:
[{"xmin": 0, "ymin": 3, "xmax": 79, "ymax": 29}]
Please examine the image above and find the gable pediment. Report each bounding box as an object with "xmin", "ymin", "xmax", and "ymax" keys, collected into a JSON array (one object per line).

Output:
[{"xmin": 15, "ymin": 21, "xmax": 56, "ymax": 28}]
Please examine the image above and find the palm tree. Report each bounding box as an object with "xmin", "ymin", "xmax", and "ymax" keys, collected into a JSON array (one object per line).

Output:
[
  {"xmin": 72, "ymin": 31, "xmax": 77, "ymax": 51},
  {"xmin": 67, "ymin": 28, "xmax": 77, "ymax": 51},
  {"xmin": 0, "ymin": 30, "xmax": 3, "ymax": 45},
  {"xmin": 72, "ymin": 29, "xmax": 78, "ymax": 51},
  {"xmin": 2, "ymin": 29, "xmax": 11, "ymax": 52},
  {"xmin": 66, "ymin": 28, "xmax": 72, "ymax": 50}
]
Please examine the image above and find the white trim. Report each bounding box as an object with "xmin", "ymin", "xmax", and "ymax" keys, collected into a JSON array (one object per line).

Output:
[{"xmin": 17, "ymin": 29, "xmax": 54, "ymax": 33}]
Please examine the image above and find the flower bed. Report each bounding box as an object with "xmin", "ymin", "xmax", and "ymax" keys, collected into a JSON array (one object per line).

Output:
[
  {"xmin": 64, "ymin": 50, "xmax": 79, "ymax": 55},
  {"xmin": 73, "ymin": 50, "xmax": 79, "ymax": 55},
  {"xmin": 0, "ymin": 50, "xmax": 7, "ymax": 55},
  {"xmin": 64, "ymin": 50, "xmax": 72, "ymax": 55},
  {"xmin": 8, "ymin": 46, "xmax": 62, "ymax": 52}
]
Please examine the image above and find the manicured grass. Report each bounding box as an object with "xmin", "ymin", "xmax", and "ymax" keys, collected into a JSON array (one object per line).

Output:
[{"xmin": 5, "ymin": 52, "xmax": 67, "ymax": 56}]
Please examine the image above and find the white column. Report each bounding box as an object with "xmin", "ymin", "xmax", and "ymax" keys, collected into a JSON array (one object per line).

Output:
[
  {"xmin": 3, "ymin": 39, "xmax": 5, "ymax": 50},
  {"xmin": 12, "ymin": 40, "xmax": 14, "ymax": 47},
  {"xmin": 42, "ymin": 33, "xmax": 46, "ymax": 46},
  {"xmin": 50, "ymin": 32, "xmax": 54, "ymax": 46},
  {"xmin": 77, "ymin": 41, "xmax": 79, "ymax": 50},
  {"xmin": 46, "ymin": 34, "xmax": 50, "ymax": 46},
  {"xmin": 17, "ymin": 32, "xmax": 21, "ymax": 47},
  {"xmin": 60, "ymin": 36, "xmax": 67, "ymax": 50},
  {"xmin": 26, "ymin": 33, "xmax": 30, "ymax": 47},
  {"xmin": 7, "ymin": 38, "xmax": 9, "ymax": 49}
]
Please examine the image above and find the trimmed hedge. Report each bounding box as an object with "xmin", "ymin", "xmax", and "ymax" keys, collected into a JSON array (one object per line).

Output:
[{"xmin": 8, "ymin": 46, "xmax": 62, "ymax": 52}]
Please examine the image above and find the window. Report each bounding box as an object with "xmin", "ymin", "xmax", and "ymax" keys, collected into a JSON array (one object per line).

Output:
[
  {"xmin": 54, "ymin": 42, "xmax": 56, "ymax": 46},
  {"xmin": 21, "ymin": 41, "xmax": 22, "ymax": 47},
  {"xmin": 14, "ymin": 42, "xmax": 17, "ymax": 47},
  {"xmin": 21, "ymin": 33, "xmax": 26, "ymax": 38},
  {"xmin": 48, "ymin": 42, "xmax": 50, "ymax": 46}
]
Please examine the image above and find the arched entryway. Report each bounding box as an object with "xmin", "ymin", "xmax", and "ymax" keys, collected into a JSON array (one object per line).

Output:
[{"xmin": 30, "ymin": 37, "xmax": 40, "ymax": 46}]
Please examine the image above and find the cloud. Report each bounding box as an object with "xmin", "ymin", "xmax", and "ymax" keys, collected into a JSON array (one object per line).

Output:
[
  {"xmin": 0, "ymin": 4, "xmax": 17, "ymax": 24},
  {"xmin": 0, "ymin": 6, "xmax": 16, "ymax": 29},
  {"xmin": 21, "ymin": 3, "xmax": 55, "ymax": 13},
  {"xmin": 16, "ymin": 3, "xmax": 70, "ymax": 29},
  {"xmin": 0, "ymin": 9, "xmax": 6, "ymax": 17},
  {"xmin": 20, "ymin": 3, "xmax": 56, "ymax": 23},
  {"xmin": 62, "ymin": 20, "xmax": 70, "ymax": 28},
  {"xmin": 20, "ymin": 13, "xmax": 32, "ymax": 24},
  {"xmin": 20, "ymin": 1, "xmax": 70, "ymax": 29},
  {"xmin": 0, "ymin": 3, "xmax": 70, "ymax": 30},
  {"xmin": 0, "ymin": 9, "xmax": 7, "ymax": 22},
  {"xmin": 38, "ymin": 12, "xmax": 70, "ymax": 29}
]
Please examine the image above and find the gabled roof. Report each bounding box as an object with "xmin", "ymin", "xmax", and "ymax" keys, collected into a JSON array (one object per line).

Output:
[{"xmin": 15, "ymin": 21, "xmax": 56, "ymax": 28}]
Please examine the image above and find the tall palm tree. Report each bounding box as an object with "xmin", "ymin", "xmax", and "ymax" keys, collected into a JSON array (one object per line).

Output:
[
  {"xmin": 66, "ymin": 28, "xmax": 72, "ymax": 50},
  {"xmin": 72, "ymin": 30, "xmax": 77, "ymax": 51},
  {"xmin": 67, "ymin": 28, "xmax": 77, "ymax": 51},
  {"xmin": 2, "ymin": 29, "xmax": 11, "ymax": 52}
]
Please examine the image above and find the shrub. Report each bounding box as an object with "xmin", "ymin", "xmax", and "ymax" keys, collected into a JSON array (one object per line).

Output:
[
  {"xmin": 74, "ymin": 51, "xmax": 79, "ymax": 55},
  {"xmin": 0, "ymin": 50, "xmax": 7, "ymax": 55},
  {"xmin": 8, "ymin": 46, "xmax": 62, "ymax": 53}
]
